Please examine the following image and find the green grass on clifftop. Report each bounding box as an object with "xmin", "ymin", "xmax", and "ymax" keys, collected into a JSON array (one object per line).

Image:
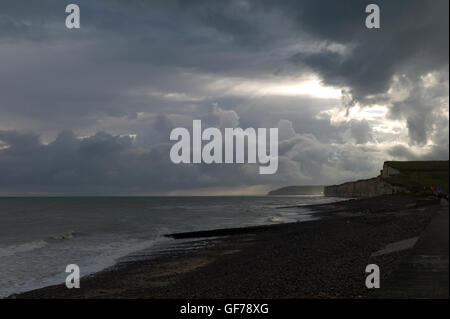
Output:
[{"xmin": 384, "ymin": 161, "xmax": 449, "ymax": 193}]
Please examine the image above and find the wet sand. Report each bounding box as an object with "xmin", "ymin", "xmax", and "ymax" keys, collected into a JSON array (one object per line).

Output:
[{"xmin": 10, "ymin": 195, "xmax": 442, "ymax": 299}]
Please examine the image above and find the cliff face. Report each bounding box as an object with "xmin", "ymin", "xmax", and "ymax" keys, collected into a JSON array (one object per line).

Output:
[
  {"xmin": 324, "ymin": 160, "xmax": 449, "ymax": 198},
  {"xmin": 324, "ymin": 176, "xmax": 406, "ymax": 197}
]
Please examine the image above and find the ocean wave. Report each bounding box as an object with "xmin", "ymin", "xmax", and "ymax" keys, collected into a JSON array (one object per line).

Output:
[
  {"xmin": 266, "ymin": 215, "xmax": 299, "ymax": 223},
  {"xmin": 266, "ymin": 216, "xmax": 284, "ymax": 222},
  {"xmin": 0, "ymin": 240, "xmax": 48, "ymax": 258},
  {"xmin": 49, "ymin": 231, "xmax": 78, "ymax": 240},
  {"xmin": 0, "ymin": 231, "xmax": 79, "ymax": 258}
]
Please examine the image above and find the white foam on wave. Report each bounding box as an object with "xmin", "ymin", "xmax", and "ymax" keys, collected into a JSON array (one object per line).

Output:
[
  {"xmin": 0, "ymin": 240, "xmax": 48, "ymax": 258},
  {"xmin": 0, "ymin": 231, "xmax": 79, "ymax": 259},
  {"xmin": 50, "ymin": 231, "xmax": 78, "ymax": 240},
  {"xmin": 0, "ymin": 234, "xmax": 169, "ymax": 298},
  {"xmin": 266, "ymin": 216, "xmax": 297, "ymax": 223}
]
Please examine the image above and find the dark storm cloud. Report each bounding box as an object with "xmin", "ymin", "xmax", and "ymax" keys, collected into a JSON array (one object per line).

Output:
[
  {"xmin": 0, "ymin": 127, "xmax": 385, "ymax": 195},
  {"xmin": 0, "ymin": 0, "xmax": 295, "ymax": 139},
  {"xmin": 0, "ymin": 0, "xmax": 448, "ymax": 194},
  {"xmin": 281, "ymin": 0, "xmax": 449, "ymax": 144},
  {"xmin": 286, "ymin": 0, "xmax": 449, "ymax": 97}
]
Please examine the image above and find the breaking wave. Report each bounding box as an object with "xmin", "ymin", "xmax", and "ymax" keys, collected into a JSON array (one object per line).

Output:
[
  {"xmin": 0, "ymin": 240, "xmax": 48, "ymax": 258},
  {"xmin": 0, "ymin": 231, "xmax": 79, "ymax": 258}
]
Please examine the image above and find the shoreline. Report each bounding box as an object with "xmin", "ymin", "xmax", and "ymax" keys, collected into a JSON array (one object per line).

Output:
[{"xmin": 9, "ymin": 195, "xmax": 444, "ymax": 299}]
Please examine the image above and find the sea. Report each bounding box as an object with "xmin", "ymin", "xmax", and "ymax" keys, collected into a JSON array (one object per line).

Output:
[{"xmin": 0, "ymin": 195, "xmax": 341, "ymax": 297}]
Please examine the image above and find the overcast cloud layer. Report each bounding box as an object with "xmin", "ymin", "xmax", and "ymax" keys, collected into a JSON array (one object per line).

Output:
[{"xmin": 0, "ymin": 0, "xmax": 448, "ymax": 195}]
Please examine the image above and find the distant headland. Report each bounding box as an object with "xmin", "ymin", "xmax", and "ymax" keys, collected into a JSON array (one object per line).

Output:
[{"xmin": 268, "ymin": 185, "xmax": 324, "ymax": 195}]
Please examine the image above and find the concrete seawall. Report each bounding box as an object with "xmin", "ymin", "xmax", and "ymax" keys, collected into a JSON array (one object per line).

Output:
[{"xmin": 375, "ymin": 200, "xmax": 449, "ymax": 298}]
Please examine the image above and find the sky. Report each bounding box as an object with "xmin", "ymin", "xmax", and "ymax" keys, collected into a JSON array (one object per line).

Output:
[{"xmin": 0, "ymin": 0, "xmax": 448, "ymax": 195}]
